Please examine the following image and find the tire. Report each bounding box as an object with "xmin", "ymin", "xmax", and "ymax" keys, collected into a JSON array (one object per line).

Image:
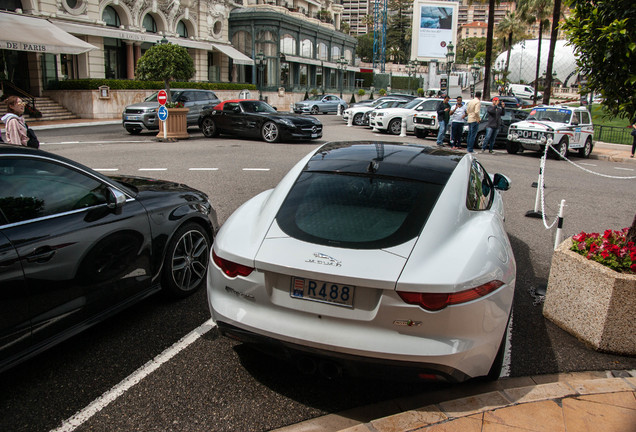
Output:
[
  {"xmin": 388, "ymin": 118, "xmax": 402, "ymax": 135},
  {"xmin": 162, "ymin": 222, "xmax": 210, "ymax": 298},
  {"xmin": 551, "ymin": 137, "xmax": 568, "ymax": 160},
  {"xmin": 506, "ymin": 141, "xmax": 519, "ymax": 154},
  {"xmin": 338, "ymin": 104, "xmax": 346, "ymax": 114},
  {"xmin": 353, "ymin": 113, "xmax": 364, "ymax": 126},
  {"xmin": 126, "ymin": 126, "xmax": 141, "ymax": 135},
  {"xmin": 414, "ymin": 128, "xmax": 429, "ymax": 139},
  {"xmin": 261, "ymin": 121, "xmax": 280, "ymax": 143},
  {"xmin": 310, "ymin": 106, "xmax": 319, "ymax": 115},
  {"xmin": 476, "ymin": 132, "xmax": 486, "ymax": 150},
  {"xmin": 200, "ymin": 116, "xmax": 219, "ymax": 138},
  {"xmin": 578, "ymin": 137, "xmax": 593, "ymax": 158}
]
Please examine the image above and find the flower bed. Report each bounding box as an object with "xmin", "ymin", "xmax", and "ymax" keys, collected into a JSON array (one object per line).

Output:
[{"xmin": 570, "ymin": 228, "xmax": 635, "ymax": 274}]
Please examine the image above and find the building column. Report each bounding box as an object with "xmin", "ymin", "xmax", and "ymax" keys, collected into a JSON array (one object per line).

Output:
[
  {"xmin": 126, "ymin": 42, "xmax": 134, "ymax": 79},
  {"xmin": 134, "ymin": 43, "xmax": 142, "ymax": 72}
]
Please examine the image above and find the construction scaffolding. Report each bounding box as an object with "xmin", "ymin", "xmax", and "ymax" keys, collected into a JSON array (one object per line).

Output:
[{"xmin": 372, "ymin": 0, "xmax": 388, "ymax": 73}]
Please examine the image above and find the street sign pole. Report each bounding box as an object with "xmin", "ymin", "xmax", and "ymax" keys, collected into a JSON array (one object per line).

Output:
[{"xmin": 157, "ymin": 90, "xmax": 168, "ymax": 139}]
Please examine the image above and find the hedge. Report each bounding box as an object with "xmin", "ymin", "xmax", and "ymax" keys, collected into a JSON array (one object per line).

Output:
[{"xmin": 48, "ymin": 79, "xmax": 257, "ymax": 91}]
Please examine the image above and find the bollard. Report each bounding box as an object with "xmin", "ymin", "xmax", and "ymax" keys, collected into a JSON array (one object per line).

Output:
[
  {"xmin": 526, "ymin": 151, "xmax": 547, "ymax": 218},
  {"xmin": 290, "ymin": 103, "xmax": 294, "ymax": 113},
  {"xmin": 553, "ymin": 199, "xmax": 566, "ymax": 250},
  {"xmin": 337, "ymin": 104, "xmax": 342, "ymax": 116},
  {"xmin": 399, "ymin": 118, "xmax": 407, "ymax": 137}
]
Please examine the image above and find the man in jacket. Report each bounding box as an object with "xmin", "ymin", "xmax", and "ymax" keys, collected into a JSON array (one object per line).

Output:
[
  {"xmin": 435, "ymin": 95, "xmax": 451, "ymax": 146},
  {"xmin": 482, "ymin": 97, "xmax": 505, "ymax": 153},
  {"xmin": 465, "ymin": 91, "xmax": 481, "ymax": 152}
]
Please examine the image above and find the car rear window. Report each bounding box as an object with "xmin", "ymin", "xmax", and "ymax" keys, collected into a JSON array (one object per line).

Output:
[{"xmin": 276, "ymin": 171, "xmax": 444, "ymax": 249}]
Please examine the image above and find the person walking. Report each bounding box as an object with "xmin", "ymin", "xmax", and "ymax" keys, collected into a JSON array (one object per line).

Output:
[
  {"xmin": 482, "ymin": 96, "xmax": 505, "ymax": 153},
  {"xmin": 630, "ymin": 117, "xmax": 636, "ymax": 158},
  {"xmin": 465, "ymin": 91, "xmax": 481, "ymax": 153},
  {"xmin": 435, "ymin": 95, "xmax": 451, "ymax": 146},
  {"xmin": 449, "ymin": 96, "xmax": 467, "ymax": 149},
  {"xmin": 2, "ymin": 96, "xmax": 28, "ymax": 146}
]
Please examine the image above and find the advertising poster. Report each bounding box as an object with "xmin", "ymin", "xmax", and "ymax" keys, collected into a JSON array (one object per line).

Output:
[{"xmin": 410, "ymin": 1, "xmax": 459, "ymax": 61}]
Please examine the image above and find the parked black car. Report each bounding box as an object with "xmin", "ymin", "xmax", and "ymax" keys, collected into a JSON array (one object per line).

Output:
[
  {"xmin": 445, "ymin": 103, "xmax": 529, "ymax": 148},
  {"xmin": 199, "ymin": 99, "xmax": 322, "ymax": 143},
  {"xmin": 0, "ymin": 145, "xmax": 218, "ymax": 372},
  {"xmin": 497, "ymin": 96, "xmax": 524, "ymax": 108}
]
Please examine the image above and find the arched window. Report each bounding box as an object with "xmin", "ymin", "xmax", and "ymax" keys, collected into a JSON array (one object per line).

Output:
[
  {"xmin": 301, "ymin": 39, "xmax": 313, "ymax": 58},
  {"xmin": 331, "ymin": 46, "xmax": 341, "ymax": 61},
  {"xmin": 176, "ymin": 20, "xmax": 188, "ymax": 38},
  {"xmin": 317, "ymin": 42, "xmax": 328, "ymax": 61},
  {"xmin": 344, "ymin": 49, "xmax": 353, "ymax": 62},
  {"xmin": 256, "ymin": 31, "xmax": 276, "ymax": 57},
  {"xmin": 280, "ymin": 34, "xmax": 296, "ymax": 55},
  {"xmin": 142, "ymin": 14, "xmax": 157, "ymax": 33},
  {"xmin": 232, "ymin": 31, "xmax": 252, "ymax": 56},
  {"xmin": 102, "ymin": 5, "xmax": 120, "ymax": 28}
]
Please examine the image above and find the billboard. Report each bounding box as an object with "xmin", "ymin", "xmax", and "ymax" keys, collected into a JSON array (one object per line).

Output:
[{"xmin": 410, "ymin": 0, "xmax": 459, "ymax": 62}]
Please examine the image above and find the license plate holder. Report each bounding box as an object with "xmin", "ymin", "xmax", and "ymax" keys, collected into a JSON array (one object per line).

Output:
[{"xmin": 290, "ymin": 277, "xmax": 354, "ymax": 308}]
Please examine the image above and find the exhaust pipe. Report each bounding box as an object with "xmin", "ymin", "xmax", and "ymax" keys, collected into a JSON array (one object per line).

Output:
[
  {"xmin": 318, "ymin": 360, "xmax": 343, "ymax": 380},
  {"xmin": 296, "ymin": 357, "xmax": 318, "ymax": 375}
]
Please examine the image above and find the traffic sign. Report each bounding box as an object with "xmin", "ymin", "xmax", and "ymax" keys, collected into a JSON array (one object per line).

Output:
[
  {"xmin": 158, "ymin": 105, "xmax": 168, "ymax": 121},
  {"xmin": 157, "ymin": 90, "xmax": 167, "ymax": 105}
]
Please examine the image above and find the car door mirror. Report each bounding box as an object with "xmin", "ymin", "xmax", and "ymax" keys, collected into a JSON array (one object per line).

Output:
[
  {"xmin": 233, "ymin": 106, "xmax": 241, "ymax": 113},
  {"xmin": 106, "ymin": 187, "xmax": 126, "ymax": 210},
  {"xmin": 492, "ymin": 173, "xmax": 511, "ymax": 191},
  {"xmin": 178, "ymin": 96, "xmax": 188, "ymax": 102}
]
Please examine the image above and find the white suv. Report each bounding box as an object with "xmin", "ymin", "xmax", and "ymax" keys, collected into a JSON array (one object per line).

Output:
[
  {"xmin": 507, "ymin": 105, "xmax": 594, "ymax": 158},
  {"xmin": 370, "ymin": 98, "xmax": 434, "ymax": 135},
  {"xmin": 412, "ymin": 98, "xmax": 455, "ymax": 138}
]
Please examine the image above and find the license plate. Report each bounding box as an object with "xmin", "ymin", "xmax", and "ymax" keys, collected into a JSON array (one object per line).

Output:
[
  {"xmin": 290, "ymin": 277, "xmax": 354, "ymax": 308},
  {"xmin": 311, "ymin": 133, "xmax": 318, "ymax": 138},
  {"xmin": 126, "ymin": 115, "xmax": 140, "ymax": 121}
]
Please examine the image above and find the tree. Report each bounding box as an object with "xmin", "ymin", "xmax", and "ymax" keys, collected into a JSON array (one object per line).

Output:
[
  {"xmin": 356, "ymin": 33, "xmax": 374, "ymax": 62},
  {"xmin": 457, "ymin": 37, "xmax": 487, "ymax": 64},
  {"xmin": 496, "ymin": 12, "xmax": 527, "ymax": 84},
  {"xmin": 541, "ymin": 0, "xmax": 563, "ymax": 105},
  {"xmin": 518, "ymin": 0, "xmax": 553, "ymax": 104},
  {"xmin": 387, "ymin": 0, "xmax": 412, "ymax": 64},
  {"xmin": 135, "ymin": 43, "xmax": 195, "ymax": 102},
  {"xmin": 467, "ymin": 0, "xmax": 500, "ymax": 99},
  {"xmin": 562, "ymin": 0, "xmax": 636, "ymax": 119}
]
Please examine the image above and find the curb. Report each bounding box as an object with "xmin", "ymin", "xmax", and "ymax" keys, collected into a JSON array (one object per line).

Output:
[{"xmin": 272, "ymin": 370, "xmax": 636, "ymax": 432}]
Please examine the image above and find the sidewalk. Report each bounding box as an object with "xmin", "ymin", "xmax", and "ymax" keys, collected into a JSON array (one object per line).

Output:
[
  {"xmin": 6, "ymin": 118, "xmax": 636, "ymax": 163},
  {"xmin": 275, "ymin": 370, "xmax": 636, "ymax": 432}
]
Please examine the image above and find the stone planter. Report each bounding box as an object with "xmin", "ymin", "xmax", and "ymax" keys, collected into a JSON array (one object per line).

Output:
[
  {"xmin": 543, "ymin": 237, "xmax": 636, "ymax": 355},
  {"xmin": 157, "ymin": 108, "xmax": 189, "ymax": 140}
]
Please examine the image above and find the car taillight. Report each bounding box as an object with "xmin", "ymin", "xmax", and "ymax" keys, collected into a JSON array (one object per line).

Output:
[
  {"xmin": 397, "ymin": 280, "xmax": 504, "ymax": 311},
  {"xmin": 212, "ymin": 250, "xmax": 254, "ymax": 278}
]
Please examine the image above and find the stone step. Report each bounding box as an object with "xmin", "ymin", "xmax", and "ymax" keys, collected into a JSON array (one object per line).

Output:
[{"xmin": 24, "ymin": 96, "xmax": 78, "ymax": 122}]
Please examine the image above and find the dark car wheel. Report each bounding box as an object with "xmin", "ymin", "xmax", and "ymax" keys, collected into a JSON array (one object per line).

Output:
[
  {"xmin": 388, "ymin": 118, "xmax": 402, "ymax": 135},
  {"xmin": 126, "ymin": 126, "xmax": 141, "ymax": 135},
  {"xmin": 310, "ymin": 106, "xmax": 319, "ymax": 115},
  {"xmin": 162, "ymin": 222, "xmax": 210, "ymax": 298},
  {"xmin": 551, "ymin": 137, "xmax": 568, "ymax": 160},
  {"xmin": 353, "ymin": 113, "xmax": 364, "ymax": 126},
  {"xmin": 506, "ymin": 141, "xmax": 520, "ymax": 154},
  {"xmin": 578, "ymin": 137, "xmax": 593, "ymax": 158},
  {"xmin": 414, "ymin": 128, "xmax": 428, "ymax": 139},
  {"xmin": 201, "ymin": 116, "xmax": 219, "ymax": 138},
  {"xmin": 262, "ymin": 121, "xmax": 281, "ymax": 143}
]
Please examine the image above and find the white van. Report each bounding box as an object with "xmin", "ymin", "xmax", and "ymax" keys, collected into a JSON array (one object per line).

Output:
[{"xmin": 508, "ymin": 84, "xmax": 542, "ymax": 100}]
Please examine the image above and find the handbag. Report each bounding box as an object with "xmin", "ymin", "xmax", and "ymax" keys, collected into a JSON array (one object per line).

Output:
[
  {"xmin": 25, "ymin": 124, "xmax": 39, "ymax": 149},
  {"xmin": 631, "ymin": 129, "xmax": 636, "ymax": 137}
]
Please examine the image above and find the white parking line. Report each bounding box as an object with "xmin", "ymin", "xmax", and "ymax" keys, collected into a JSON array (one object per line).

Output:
[
  {"xmin": 138, "ymin": 168, "xmax": 167, "ymax": 171},
  {"xmin": 580, "ymin": 162, "xmax": 597, "ymax": 167},
  {"xmin": 614, "ymin": 167, "xmax": 634, "ymax": 171},
  {"xmin": 189, "ymin": 168, "xmax": 219, "ymax": 171},
  {"xmin": 50, "ymin": 319, "xmax": 216, "ymax": 432},
  {"xmin": 242, "ymin": 168, "xmax": 270, "ymax": 171},
  {"xmin": 501, "ymin": 311, "xmax": 513, "ymax": 378}
]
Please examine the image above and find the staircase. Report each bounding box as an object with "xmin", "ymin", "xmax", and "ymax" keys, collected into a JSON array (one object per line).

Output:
[{"xmin": 25, "ymin": 96, "xmax": 78, "ymax": 122}]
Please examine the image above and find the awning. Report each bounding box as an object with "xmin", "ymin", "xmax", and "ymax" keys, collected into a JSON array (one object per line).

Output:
[
  {"xmin": 211, "ymin": 43, "xmax": 254, "ymax": 65},
  {"xmin": 0, "ymin": 12, "xmax": 96, "ymax": 54},
  {"xmin": 282, "ymin": 54, "xmax": 322, "ymax": 67}
]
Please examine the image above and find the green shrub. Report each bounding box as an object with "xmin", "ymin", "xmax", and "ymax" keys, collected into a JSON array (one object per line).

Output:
[
  {"xmin": 379, "ymin": 88, "xmax": 387, "ymax": 96},
  {"xmin": 358, "ymin": 88, "xmax": 366, "ymax": 96}
]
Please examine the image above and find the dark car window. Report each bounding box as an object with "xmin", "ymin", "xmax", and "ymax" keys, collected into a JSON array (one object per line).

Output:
[
  {"xmin": 276, "ymin": 172, "xmax": 444, "ymax": 249},
  {"xmin": 223, "ymin": 102, "xmax": 240, "ymax": 112},
  {"xmin": 0, "ymin": 158, "xmax": 109, "ymax": 224},
  {"xmin": 466, "ymin": 160, "xmax": 494, "ymax": 211},
  {"xmin": 241, "ymin": 101, "xmax": 276, "ymax": 113}
]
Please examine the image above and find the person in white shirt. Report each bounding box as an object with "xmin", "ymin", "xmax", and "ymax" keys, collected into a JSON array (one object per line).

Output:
[{"xmin": 449, "ymin": 96, "xmax": 467, "ymax": 149}]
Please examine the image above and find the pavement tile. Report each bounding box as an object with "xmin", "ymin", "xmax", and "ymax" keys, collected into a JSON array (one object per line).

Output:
[
  {"xmin": 624, "ymin": 376, "xmax": 636, "ymax": 388},
  {"xmin": 338, "ymin": 423, "xmax": 373, "ymax": 432},
  {"xmin": 421, "ymin": 414, "xmax": 483, "ymax": 431},
  {"xmin": 577, "ymin": 391, "xmax": 636, "ymax": 411},
  {"xmin": 530, "ymin": 371, "xmax": 608, "ymax": 385},
  {"xmin": 503, "ymin": 382, "xmax": 576, "ymax": 404},
  {"xmin": 483, "ymin": 400, "xmax": 565, "ymax": 432},
  {"xmin": 370, "ymin": 406, "xmax": 447, "ymax": 432},
  {"xmin": 568, "ymin": 377, "xmax": 635, "ymax": 394},
  {"xmin": 438, "ymin": 391, "xmax": 511, "ymax": 418},
  {"xmin": 563, "ymin": 395, "xmax": 636, "ymax": 431}
]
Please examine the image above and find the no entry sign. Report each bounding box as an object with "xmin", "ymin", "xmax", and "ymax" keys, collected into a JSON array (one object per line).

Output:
[{"xmin": 157, "ymin": 90, "xmax": 167, "ymax": 105}]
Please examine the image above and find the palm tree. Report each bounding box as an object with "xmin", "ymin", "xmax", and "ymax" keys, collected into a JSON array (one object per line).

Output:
[
  {"xmin": 518, "ymin": 0, "xmax": 553, "ymax": 103},
  {"xmin": 467, "ymin": 0, "xmax": 499, "ymax": 99},
  {"xmin": 496, "ymin": 12, "xmax": 527, "ymax": 85},
  {"xmin": 542, "ymin": 0, "xmax": 565, "ymax": 104}
]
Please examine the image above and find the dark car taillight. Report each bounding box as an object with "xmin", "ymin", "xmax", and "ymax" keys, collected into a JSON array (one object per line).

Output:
[
  {"xmin": 212, "ymin": 250, "xmax": 254, "ymax": 278},
  {"xmin": 397, "ymin": 280, "xmax": 504, "ymax": 311}
]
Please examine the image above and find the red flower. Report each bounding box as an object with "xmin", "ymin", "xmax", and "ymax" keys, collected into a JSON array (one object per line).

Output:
[{"xmin": 572, "ymin": 232, "xmax": 587, "ymax": 242}]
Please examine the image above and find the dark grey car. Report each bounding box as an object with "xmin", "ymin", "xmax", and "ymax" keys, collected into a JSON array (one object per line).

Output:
[{"xmin": 122, "ymin": 89, "xmax": 221, "ymax": 134}]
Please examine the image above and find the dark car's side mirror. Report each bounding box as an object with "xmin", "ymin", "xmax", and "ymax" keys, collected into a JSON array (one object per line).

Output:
[
  {"xmin": 233, "ymin": 106, "xmax": 241, "ymax": 113},
  {"xmin": 493, "ymin": 173, "xmax": 511, "ymax": 191},
  {"xmin": 273, "ymin": 106, "xmax": 277, "ymax": 111}
]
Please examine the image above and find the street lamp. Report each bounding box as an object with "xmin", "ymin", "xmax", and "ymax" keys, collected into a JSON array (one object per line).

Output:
[
  {"xmin": 255, "ymin": 51, "xmax": 266, "ymax": 101},
  {"xmin": 445, "ymin": 41, "xmax": 454, "ymax": 75},
  {"xmin": 406, "ymin": 60, "xmax": 417, "ymax": 95},
  {"xmin": 471, "ymin": 59, "xmax": 479, "ymax": 97},
  {"xmin": 337, "ymin": 55, "xmax": 348, "ymax": 98}
]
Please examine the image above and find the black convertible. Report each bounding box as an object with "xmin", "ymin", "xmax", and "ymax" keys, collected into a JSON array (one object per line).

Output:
[{"xmin": 198, "ymin": 99, "xmax": 322, "ymax": 143}]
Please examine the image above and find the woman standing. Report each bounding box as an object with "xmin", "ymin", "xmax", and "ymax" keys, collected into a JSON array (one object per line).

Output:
[
  {"xmin": 631, "ymin": 118, "xmax": 635, "ymax": 158},
  {"xmin": 2, "ymin": 96, "xmax": 28, "ymax": 146}
]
